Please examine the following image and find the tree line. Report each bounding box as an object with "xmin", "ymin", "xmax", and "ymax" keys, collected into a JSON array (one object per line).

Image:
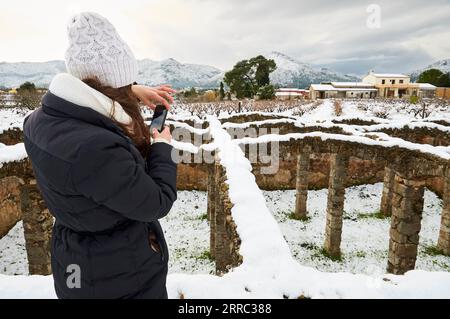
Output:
[
  {"xmin": 0, "ymin": 82, "xmax": 45, "ymax": 109},
  {"xmin": 417, "ymin": 69, "xmax": 450, "ymax": 87}
]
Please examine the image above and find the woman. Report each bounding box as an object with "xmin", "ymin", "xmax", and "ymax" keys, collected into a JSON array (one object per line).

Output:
[{"xmin": 22, "ymin": 12, "xmax": 177, "ymax": 299}]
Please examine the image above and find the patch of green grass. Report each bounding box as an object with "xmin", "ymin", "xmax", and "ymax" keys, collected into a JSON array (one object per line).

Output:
[
  {"xmin": 311, "ymin": 248, "xmax": 343, "ymax": 262},
  {"xmin": 343, "ymin": 210, "xmax": 356, "ymax": 221},
  {"xmin": 198, "ymin": 213, "xmax": 208, "ymax": 221},
  {"xmin": 196, "ymin": 250, "xmax": 214, "ymax": 261},
  {"xmin": 423, "ymin": 245, "xmax": 445, "ymax": 256},
  {"xmin": 432, "ymin": 260, "xmax": 450, "ymax": 271},
  {"xmin": 300, "ymin": 242, "xmax": 318, "ymax": 250},
  {"xmin": 288, "ymin": 211, "xmax": 310, "ymax": 221},
  {"xmin": 358, "ymin": 210, "xmax": 390, "ymax": 220}
]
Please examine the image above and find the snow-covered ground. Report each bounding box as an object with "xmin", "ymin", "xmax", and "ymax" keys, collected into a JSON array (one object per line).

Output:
[
  {"xmin": 0, "ymin": 107, "xmax": 31, "ymax": 133},
  {"xmin": 2, "ymin": 185, "xmax": 447, "ymax": 277},
  {"xmin": 1, "ymin": 99, "xmax": 449, "ymax": 298},
  {"xmin": 0, "ymin": 191, "xmax": 214, "ymax": 276},
  {"xmin": 265, "ymin": 184, "xmax": 449, "ymax": 274},
  {"xmin": 2, "ymin": 98, "xmax": 449, "ymax": 130}
]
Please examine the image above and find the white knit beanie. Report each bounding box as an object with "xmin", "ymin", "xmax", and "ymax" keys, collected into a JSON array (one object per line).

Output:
[{"xmin": 65, "ymin": 12, "xmax": 138, "ymax": 88}]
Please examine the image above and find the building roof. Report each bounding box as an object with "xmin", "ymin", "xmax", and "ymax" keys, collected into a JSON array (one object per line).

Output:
[
  {"xmin": 310, "ymin": 84, "xmax": 377, "ymax": 92},
  {"xmin": 277, "ymin": 88, "xmax": 306, "ymax": 91},
  {"xmin": 275, "ymin": 92, "xmax": 305, "ymax": 96},
  {"xmin": 369, "ymin": 73, "xmax": 409, "ymax": 78},
  {"xmin": 310, "ymin": 84, "xmax": 336, "ymax": 91},
  {"xmin": 418, "ymin": 83, "xmax": 437, "ymax": 90},
  {"xmin": 276, "ymin": 88, "xmax": 308, "ymax": 93},
  {"xmin": 330, "ymin": 82, "xmax": 375, "ymax": 88}
]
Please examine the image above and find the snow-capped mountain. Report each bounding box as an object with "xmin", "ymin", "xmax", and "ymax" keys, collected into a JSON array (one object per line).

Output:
[
  {"xmin": 137, "ymin": 58, "xmax": 223, "ymax": 88},
  {"xmin": 0, "ymin": 52, "xmax": 361, "ymax": 90},
  {"xmin": 410, "ymin": 59, "xmax": 450, "ymax": 81},
  {"xmin": 0, "ymin": 59, "xmax": 223, "ymax": 89},
  {"xmin": 0, "ymin": 60, "xmax": 66, "ymax": 89},
  {"xmin": 268, "ymin": 51, "xmax": 360, "ymax": 88}
]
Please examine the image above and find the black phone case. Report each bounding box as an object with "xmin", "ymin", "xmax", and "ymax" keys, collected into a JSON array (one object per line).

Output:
[{"xmin": 150, "ymin": 106, "xmax": 168, "ymax": 133}]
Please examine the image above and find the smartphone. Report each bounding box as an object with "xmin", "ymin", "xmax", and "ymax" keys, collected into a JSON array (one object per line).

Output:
[{"xmin": 149, "ymin": 105, "xmax": 168, "ymax": 133}]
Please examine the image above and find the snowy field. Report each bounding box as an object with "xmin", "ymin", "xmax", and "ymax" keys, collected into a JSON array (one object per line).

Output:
[
  {"xmin": 1, "ymin": 98, "xmax": 449, "ymax": 298},
  {"xmin": 265, "ymin": 184, "xmax": 449, "ymax": 274},
  {"xmin": 2, "ymin": 185, "xmax": 448, "ymax": 277},
  {"xmin": 0, "ymin": 191, "xmax": 214, "ymax": 276}
]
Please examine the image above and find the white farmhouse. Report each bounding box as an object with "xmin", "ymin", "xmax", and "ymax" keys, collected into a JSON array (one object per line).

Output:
[
  {"xmin": 362, "ymin": 71, "xmax": 436, "ymax": 98},
  {"xmin": 309, "ymin": 82, "xmax": 378, "ymax": 100},
  {"xmin": 309, "ymin": 71, "xmax": 436, "ymax": 100}
]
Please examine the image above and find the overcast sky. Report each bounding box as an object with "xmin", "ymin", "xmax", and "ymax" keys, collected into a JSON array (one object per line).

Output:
[{"xmin": 1, "ymin": 0, "xmax": 449, "ymax": 75}]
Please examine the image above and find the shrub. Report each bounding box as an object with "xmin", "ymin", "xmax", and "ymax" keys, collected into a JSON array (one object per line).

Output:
[
  {"xmin": 257, "ymin": 84, "xmax": 275, "ymax": 100},
  {"xmin": 409, "ymin": 95, "xmax": 419, "ymax": 104},
  {"xmin": 333, "ymin": 99, "xmax": 343, "ymax": 116}
]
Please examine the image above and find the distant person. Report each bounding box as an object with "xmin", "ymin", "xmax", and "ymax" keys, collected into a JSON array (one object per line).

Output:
[{"xmin": 23, "ymin": 12, "xmax": 177, "ymax": 299}]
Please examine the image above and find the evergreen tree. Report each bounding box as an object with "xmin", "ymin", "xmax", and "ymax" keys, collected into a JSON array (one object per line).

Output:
[
  {"xmin": 219, "ymin": 82, "xmax": 225, "ymax": 100},
  {"xmin": 251, "ymin": 55, "xmax": 276, "ymax": 87},
  {"xmin": 437, "ymin": 72, "xmax": 450, "ymax": 87},
  {"xmin": 17, "ymin": 81, "xmax": 42, "ymax": 109},
  {"xmin": 417, "ymin": 69, "xmax": 444, "ymax": 86},
  {"xmin": 258, "ymin": 84, "xmax": 276, "ymax": 100},
  {"xmin": 17, "ymin": 81, "xmax": 36, "ymax": 93},
  {"xmin": 224, "ymin": 55, "xmax": 277, "ymax": 99}
]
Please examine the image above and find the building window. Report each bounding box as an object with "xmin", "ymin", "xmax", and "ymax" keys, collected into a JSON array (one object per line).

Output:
[
  {"xmin": 391, "ymin": 79, "xmax": 395, "ymax": 84},
  {"xmin": 381, "ymin": 79, "xmax": 385, "ymax": 84},
  {"xmin": 400, "ymin": 80, "xmax": 404, "ymax": 84}
]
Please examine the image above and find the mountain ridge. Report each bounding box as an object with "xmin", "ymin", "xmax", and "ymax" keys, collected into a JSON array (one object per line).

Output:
[
  {"xmin": 410, "ymin": 59, "xmax": 450, "ymax": 81},
  {"xmin": 1, "ymin": 53, "xmax": 447, "ymax": 89},
  {"xmin": 268, "ymin": 51, "xmax": 360, "ymax": 88}
]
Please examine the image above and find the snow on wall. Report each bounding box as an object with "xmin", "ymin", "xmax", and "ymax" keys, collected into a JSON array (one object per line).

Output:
[
  {"xmin": 1, "ymin": 111, "xmax": 450, "ymax": 298},
  {"xmin": 234, "ymin": 131, "xmax": 450, "ymax": 160},
  {"xmin": 165, "ymin": 118, "xmax": 450, "ymax": 299},
  {"xmin": 0, "ymin": 143, "xmax": 27, "ymax": 168},
  {"xmin": 165, "ymin": 120, "xmax": 209, "ymax": 135}
]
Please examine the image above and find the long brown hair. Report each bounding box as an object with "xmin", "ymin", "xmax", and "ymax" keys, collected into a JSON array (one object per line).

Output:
[{"xmin": 82, "ymin": 77, "xmax": 151, "ymax": 157}]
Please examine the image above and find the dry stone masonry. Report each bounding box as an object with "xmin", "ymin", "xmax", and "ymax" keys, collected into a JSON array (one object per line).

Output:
[
  {"xmin": 294, "ymin": 149, "xmax": 310, "ymax": 220},
  {"xmin": 20, "ymin": 181, "xmax": 53, "ymax": 275},
  {"xmin": 208, "ymin": 161, "xmax": 242, "ymax": 274},
  {"xmin": 1, "ymin": 112, "xmax": 449, "ymax": 278},
  {"xmin": 323, "ymin": 153, "xmax": 349, "ymax": 258},
  {"xmin": 437, "ymin": 167, "xmax": 450, "ymax": 255},
  {"xmin": 0, "ymin": 176, "xmax": 23, "ymax": 237},
  {"xmin": 380, "ymin": 167, "xmax": 395, "ymax": 216},
  {"xmin": 387, "ymin": 174, "xmax": 425, "ymax": 274}
]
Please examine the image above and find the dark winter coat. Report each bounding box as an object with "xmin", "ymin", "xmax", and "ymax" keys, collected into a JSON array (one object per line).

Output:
[{"xmin": 23, "ymin": 91, "xmax": 177, "ymax": 299}]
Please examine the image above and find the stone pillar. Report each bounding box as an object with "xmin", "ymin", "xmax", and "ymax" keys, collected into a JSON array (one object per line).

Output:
[
  {"xmin": 0, "ymin": 176, "xmax": 24, "ymax": 237},
  {"xmin": 387, "ymin": 174, "xmax": 424, "ymax": 274},
  {"xmin": 20, "ymin": 182, "xmax": 53, "ymax": 275},
  {"xmin": 323, "ymin": 153, "xmax": 349, "ymax": 258},
  {"xmin": 380, "ymin": 166, "xmax": 395, "ymax": 216},
  {"xmin": 437, "ymin": 167, "xmax": 450, "ymax": 255},
  {"xmin": 294, "ymin": 149, "xmax": 310, "ymax": 220},
  {"xmin": 214, "ymin": 164, "xmax": 232, "ymax": 275},
  {"xmin": 207, "ymin": 163, "xmax": 216, "ymax": 259}
]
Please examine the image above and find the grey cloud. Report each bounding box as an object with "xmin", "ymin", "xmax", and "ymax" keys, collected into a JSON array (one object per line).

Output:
[
  {"xmin": 1, "ymin": 0, "xmax": 448, "ymax": 76},
  {"xmin": 182, "ymin": 0, "xmax": 450, "ymax": 73}
]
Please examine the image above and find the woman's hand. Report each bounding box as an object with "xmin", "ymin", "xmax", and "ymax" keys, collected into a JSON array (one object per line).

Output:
[
  {"xmin": 131, "ymin": 84, "xmax": 176, "ymax": 110},
  {"xmin": 152, "ymin": 126, "xmax": 172, "ymax": 143}
]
